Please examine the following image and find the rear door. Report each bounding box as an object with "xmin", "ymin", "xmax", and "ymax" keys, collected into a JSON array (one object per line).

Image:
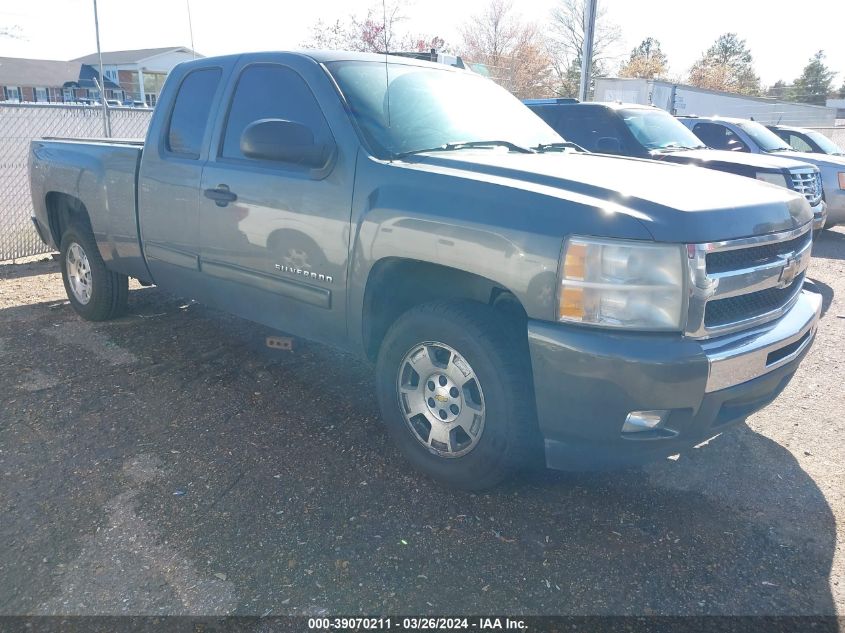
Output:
[
  {"xmin": 197, "ymin": 56, "xmax": 355, "ymax": 345},
  {"xmin": 138, "ymin": 62, "xmax": 232, "ymax": 295}
]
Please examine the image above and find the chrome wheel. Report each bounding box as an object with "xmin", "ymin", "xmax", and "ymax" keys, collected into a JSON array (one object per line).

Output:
[
  {"xmin": 66, "ymin": 242, "xmax": 92, "ymax": 305},
  {"xmin": 396, "ymin": 341, "xmax": 486, "ymax": 458}
]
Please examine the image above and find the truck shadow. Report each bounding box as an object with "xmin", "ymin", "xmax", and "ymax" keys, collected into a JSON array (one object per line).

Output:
[
  {"xmin": 813, "ymin": 228, "xmax": 845, "ymax": 262},
  {"xmin": 0, "ymin": 282, "xmax": 839, "ymax": 620},
  {"xmin": 804, "ymin": 278, "xmax": 834, "ymax": 318}
]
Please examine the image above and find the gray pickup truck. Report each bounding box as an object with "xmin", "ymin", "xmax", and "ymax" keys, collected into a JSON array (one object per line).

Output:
[{"xmin": 30, "ymin": 51, "xmax": 821, "ymax": 489}]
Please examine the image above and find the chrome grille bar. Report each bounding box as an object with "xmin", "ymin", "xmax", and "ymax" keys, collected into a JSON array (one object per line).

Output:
[
  {"xmin": 789, "ymin": 169, "xmax": 823, "ymax": 206},
  {"xmin": 685, "ymin": 223, "xmax": 813, "ymax": 339}
]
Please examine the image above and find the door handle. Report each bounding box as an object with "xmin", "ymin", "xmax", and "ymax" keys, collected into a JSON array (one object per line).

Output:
[{"xmin": 203, "ymin": 184, "xmax": 238, "ymax": 207}]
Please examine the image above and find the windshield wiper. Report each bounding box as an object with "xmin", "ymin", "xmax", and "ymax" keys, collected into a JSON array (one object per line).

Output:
[
  {"xmin": 654, "ymin": 143, "xmax": 706, "ymax": 151},
  {"xmin": 393, "ymin": 140, "xmax": 535, "ymax": 159},
  {"xmin": 532, "ymin": 141, "xmax": 585, "ymax": 153}
]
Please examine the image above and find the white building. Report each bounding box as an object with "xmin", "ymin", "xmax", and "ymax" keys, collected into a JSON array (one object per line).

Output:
[{"xmin": 72, "ymin": 46, "xmax": 201, "ymax": 106}]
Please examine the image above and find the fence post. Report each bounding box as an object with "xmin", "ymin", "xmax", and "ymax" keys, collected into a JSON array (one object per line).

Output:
[{"xmin": 94, "ymin": 77, "xmax": 111, "ymax": 138}]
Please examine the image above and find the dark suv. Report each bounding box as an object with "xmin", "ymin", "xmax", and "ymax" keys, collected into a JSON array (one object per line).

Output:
[{"xmin": 525, "ymin": 100, "xmax": 826, "ymax": 231}]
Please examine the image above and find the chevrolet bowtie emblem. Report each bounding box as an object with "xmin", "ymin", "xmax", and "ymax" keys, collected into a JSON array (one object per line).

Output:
[{"xmin": 777, "ymin": 255, "xmax": 800, "ymax": 289}]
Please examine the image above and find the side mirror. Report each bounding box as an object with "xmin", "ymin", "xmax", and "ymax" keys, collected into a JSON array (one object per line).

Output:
[
  {"xmin": 240, "ymin": 118, "xmax": 334, "ymax": 168},
  {"xmin": 595, "ymin": 136, "xmax": 622, "ymax": 154}
]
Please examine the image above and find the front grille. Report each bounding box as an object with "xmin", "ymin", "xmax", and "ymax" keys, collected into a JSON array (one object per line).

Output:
[
  {"xmin": 704, "ymin": 273, "xmax": 804, "ymax": 327},
  {"xmin": 790, "ymin": 169, "xmax": 823, "ymax": 206},
  {"xmin": 706, "ymin": 229, "xmax": 812, "ymax": 274},
  {"xmin": 686, "ymin": 224, "xmax": 813, "ymax": 338}
]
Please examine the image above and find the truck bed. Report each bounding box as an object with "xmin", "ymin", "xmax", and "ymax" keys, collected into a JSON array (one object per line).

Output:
[{"xmin": 30, "ymin": 137, "xmax": 149, "ymax": 280}]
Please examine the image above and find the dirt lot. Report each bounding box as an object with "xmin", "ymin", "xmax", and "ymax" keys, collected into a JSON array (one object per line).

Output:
[{"xmin": 1, "ymin": 229, "xmax": 844, "ymax": 618}]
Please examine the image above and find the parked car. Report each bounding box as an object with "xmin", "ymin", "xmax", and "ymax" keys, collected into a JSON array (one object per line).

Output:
[
  {"xmin": 677, "ymin": 115, "xmax": 845, "ymax": 228},
  {"xmin": 525, "ymin": 100, "xmax": 827, "ymax": 232},
  {"xmin": 767, "ymin": 124, "xmax": 844, "ymax": 157},
  {"xmin": 29, "ymin": 51, "xmax": 820, "ymax": 489}
]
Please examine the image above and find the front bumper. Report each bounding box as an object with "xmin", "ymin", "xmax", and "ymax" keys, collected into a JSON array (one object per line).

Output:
[
  {"xmin": 822, "ymin": 187, "xmax": 845, "ymax": 225},
  {"xmin": 527, "ymin": 289, "xmax": 821, "ymax": 470},
  {"xmin": 810, "ymin": 200, "xmax": 827, "ymax": 231}
]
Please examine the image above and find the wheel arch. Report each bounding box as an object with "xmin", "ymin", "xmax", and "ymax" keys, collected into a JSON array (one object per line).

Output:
[
  {"xmin": 45, "ymin": 191, "xmax": 92, "ymax": 248},
  {"xmin": 361, "ymin": 257, "xmax": 528, "ymax": 362}
]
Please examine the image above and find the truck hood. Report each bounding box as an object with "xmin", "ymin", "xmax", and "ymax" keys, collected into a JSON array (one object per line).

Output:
[
  {"xmin": 402, "ymin": 150, "xmax": 811, "ymax": 243},
  {"xmin": 652, "ymin": 148, "xmax": 814, "ymax": 171},
  {"xmin": 769, "ymin": 149, "xmax": 845, "ymax": 170}
]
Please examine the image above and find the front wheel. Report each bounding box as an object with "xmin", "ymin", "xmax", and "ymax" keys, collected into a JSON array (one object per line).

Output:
[
  {"xmin": 375, "ymin": 300, "xmax": 536, "ymax": 490},
  {"xmin": 60, "ymin": 225, "xmax": 128, "ymax": 321}
]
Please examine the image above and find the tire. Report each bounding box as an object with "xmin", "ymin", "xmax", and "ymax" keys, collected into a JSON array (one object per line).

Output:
[
  {"xmin": 59, "ymin": 224, "xmax": 128, "ymax": 321},
  {"xmin": 375, "ymin": 300, "xmax": 536, "ymax": 490}
]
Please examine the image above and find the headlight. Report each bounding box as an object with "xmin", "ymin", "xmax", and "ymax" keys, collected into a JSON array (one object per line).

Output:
[
  {"xmin": 558, "ymin": 236, "xmax": 686, "ymax": 330},
  {"xmin": 755, "ymin": 172, "xmax": 788, "ymax": 188},
  {"xmin": 838, "ymin": 172, "xmax": 845, "ymax": 190}
]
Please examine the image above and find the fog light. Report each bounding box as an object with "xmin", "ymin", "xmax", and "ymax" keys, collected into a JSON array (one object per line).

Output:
[{"xmin": 622, "ymin": 410, "xmax": 668, "ymax": 433}]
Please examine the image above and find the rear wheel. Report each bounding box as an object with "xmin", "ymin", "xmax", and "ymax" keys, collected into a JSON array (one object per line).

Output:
[
  {"xmin": 60, "ymin": 225, "xmax": 128, "ymax": 321},
  {"xmin": 375, "ymin": 300, "xmax": 535, "ymax": 490}
]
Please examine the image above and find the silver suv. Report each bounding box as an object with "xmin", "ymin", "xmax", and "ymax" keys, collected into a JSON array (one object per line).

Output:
[{"xmin": 678, "ymin": 115, "xmax": 845, "ymax": 228}]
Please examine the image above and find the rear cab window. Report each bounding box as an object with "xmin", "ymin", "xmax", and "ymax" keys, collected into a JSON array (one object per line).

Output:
[{"xmin": 166, "ymin": 68, "xmax": 222, "ymax": 158}]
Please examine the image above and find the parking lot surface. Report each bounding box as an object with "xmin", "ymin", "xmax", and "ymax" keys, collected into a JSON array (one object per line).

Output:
[{"xmin": 1, "ymin": 229, "xmax": 844, "ymax": 617}]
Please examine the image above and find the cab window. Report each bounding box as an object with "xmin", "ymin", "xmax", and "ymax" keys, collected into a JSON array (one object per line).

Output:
[
  {"xmin": 221, "ymin": 64, "xmax": 332, "ymax": 162},
  {"xmin": 692, "ymin": 122, "xmax": 749, "ymax": 152},
  {"xmin": 166, "ymin": 68, "xmax": 222, "ymax": 158},
  {"xmin": 554, "ymin": 108, "xmax": 627, "ymax": 154},
  {"xmin": 787, "ymin": 133, "xmax": 813, "ymax": 153}
]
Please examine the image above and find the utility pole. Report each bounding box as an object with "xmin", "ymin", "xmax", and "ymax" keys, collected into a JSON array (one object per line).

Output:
[
  {"xmin": 93, "ymin": 0, "xmax": 110, "ymax": 136},
  {"xmin": 578, "ymin": 0, "xmax": 597, "ymax": 102},
  {"xmin": 186, "ymin": 0, "xmax": 196, "ymax": 59}
]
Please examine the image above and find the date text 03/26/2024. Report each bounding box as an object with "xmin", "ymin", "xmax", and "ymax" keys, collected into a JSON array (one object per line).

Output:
[{"xmin": 307, "ymin": 617, "xmax": 528, "ymax": 630}]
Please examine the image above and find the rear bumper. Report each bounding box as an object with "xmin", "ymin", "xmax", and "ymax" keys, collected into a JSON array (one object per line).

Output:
[{"xmin": 527, "ymin": 289, "xmax": 821, "ymax": 470}]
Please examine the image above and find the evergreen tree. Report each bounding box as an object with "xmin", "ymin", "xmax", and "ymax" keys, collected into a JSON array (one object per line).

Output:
[
  {"xmin": 790, "ymin": 51, "xmax": 836, "ymax": 105},
  {"xmin": 766, "ymin": 80, "xmax": 787, "ymax": 99}
]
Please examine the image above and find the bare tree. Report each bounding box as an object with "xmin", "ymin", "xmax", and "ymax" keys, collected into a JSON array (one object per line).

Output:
[
  {"xmin": 459, "ymin": 0, "xmax": 553, "ymax": 99},
  {"xmin": 301, "ymin": 2, "xmax": 447, "ymax": 53},
  {"xmin": 547, "ymin": 0, "xmax": 621, "ymax": 96}
]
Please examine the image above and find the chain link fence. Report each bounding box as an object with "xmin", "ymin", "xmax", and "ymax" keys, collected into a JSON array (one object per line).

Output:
[
  {"xmin": 0, "ymin": 102, "xmax": 842, "ymax": 262},
  {"xmin": 0, "ymin": 103, "xmax": 151, "ymax": 261}
]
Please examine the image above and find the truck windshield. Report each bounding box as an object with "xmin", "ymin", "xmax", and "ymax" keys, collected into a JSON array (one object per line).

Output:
[
  {"xmin": 805, "ymin": 130, "xmax": 844, "ymax": 155},
  {"xmin": 619, "ymin": 108, "xmax": 706, "ymax": 150},
  {"xmin": 734, "ymin": 121, "xmax": 793, "ymax": 152},
  {"xmin": 327, "ymin": 61, "xmax": 563, "ymax": 159}
]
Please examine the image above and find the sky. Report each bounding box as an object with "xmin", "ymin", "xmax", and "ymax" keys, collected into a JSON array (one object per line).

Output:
[{"xmin": 1, "ymin": 0, "xmax": 843, "ymax": 87}]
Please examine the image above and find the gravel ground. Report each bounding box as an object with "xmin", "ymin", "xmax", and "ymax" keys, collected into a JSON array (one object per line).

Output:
[{"xmin": 0, "ymin": 229, "xmax": 843, "ymax": 618}]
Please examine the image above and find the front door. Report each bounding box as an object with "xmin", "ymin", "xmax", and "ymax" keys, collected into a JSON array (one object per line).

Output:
[{"xmin": 198, "ymin": 59, "xmax": 354, "ymax": 345}]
